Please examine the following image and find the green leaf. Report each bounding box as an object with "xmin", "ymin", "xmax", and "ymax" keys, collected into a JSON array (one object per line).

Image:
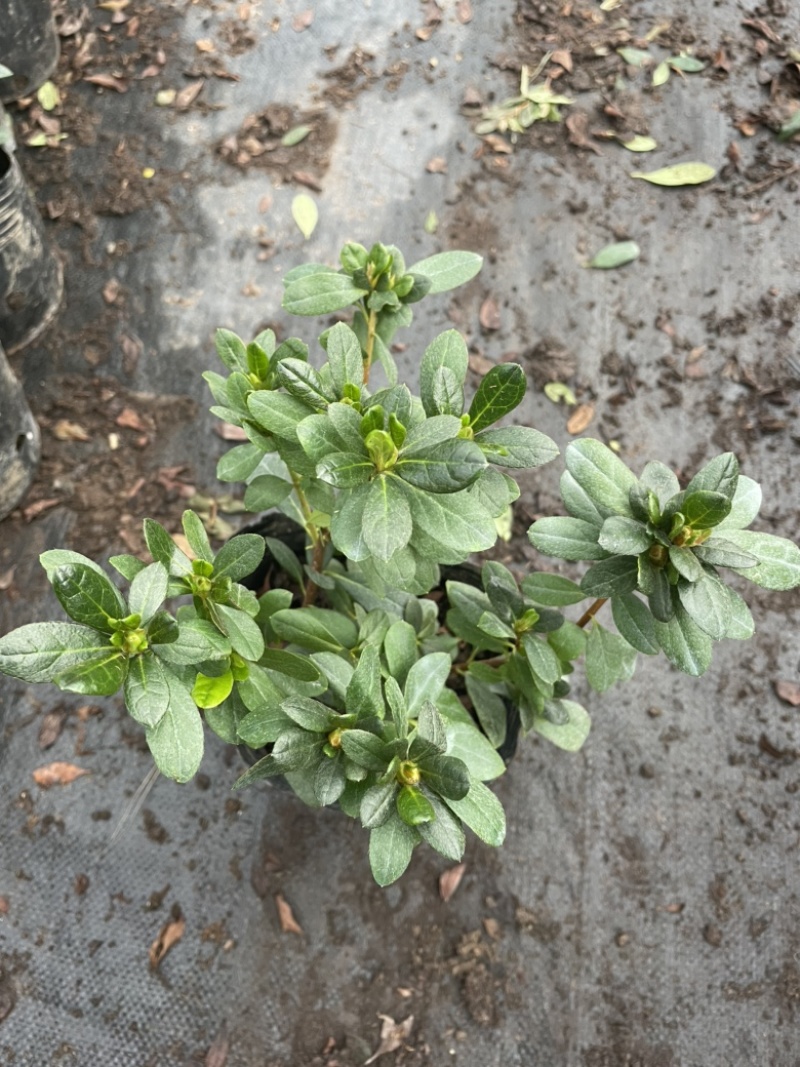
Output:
[
  {"xmin": 263, "ymin": 536, "xmax": 305, "ymax": 587},
  {"xmin": 722, "ymin": 585, "xmax": 754, "ymax": 641},
  {"xmin": 143, "ymin": 519, "xmax": 192, "ymax": 576},
  {"xmin": 208, "ymin": 603, "xmax": 265, "ymax": 660},
  {"xmin": 404, "ymin": 652, "xmax": 452, "ymax": 715},
  {"xmin": 232, "ymin": 754, "xmax": 285, "ymax": 789},
  {"xmin": 467, "ymin": 363, "xmax": 526, "ymax": 433},
  {"xmin": 52, "ymin": 564, "xmax": 126, "ymax": 633},
  {"xmin": 669, "ymin": 546, "xmax": 705, "ymax": 582},
  {"xmin": 397, "ymin": 785, "xmax": 435, "ymax": 826},
  {"xmin": 585, "ymin": 622, "xmax": 637, "ymax": 693},
  {"xmin": 0, "ymin": 623, "xmax": 118, "ymax": 687},
  {"xmin": 722, "ymin": 530, "xmax": 800, "ymax": 590},
  {"xmin": 361, "ymin": 780, "xmax": 398, "ymax": 828},
  {"xmin": 547, "ymin": 619, "xmax": 587, "ymax": 663},
  {"xmin": 677, "ymin": 571, "xmax": 731, "ymax": 640},
  {"xmin": 260, "ymin": 648, "xmax": 324, "ymax": 683},
  {"xmin": 326, "ymin": 322, "xmax": 364, "ymax": 392},
  {"xmin": 39, "ymin": 549, "xmax": 107, "ymax": 582},
  {"xmin": 281, "ymin": 124, "xmax": 310, "ymax": 146},
  {"xmin": 528, "ymin": 516, "xmax": 607, "ymax": 561},
  {"xmin": 691, "ymin": 538, "xmax": 757, "ymax": 570},
  {"xmin": 419, "ymin": 331, "xmax": 468, "ymax": 418},
  {"xmin": 154, "ymin": 617, "xmax": 231, "ymax": 665},
  {"xmin": 369, "ymin": 812, "xmax": 419, "ymax": 885},
  {"xmin": 314, "ymin": 757, "xmax": 347, "ymax": 806},
  {"xmin": 521, "ymin": 631, "xmax": 562, "ymax": 685},
  {"xmin": 281, "ymin": 696, "xmax": 335, "ymax": 733},
  {"xmin": 685, "ymin": 453, "xmax": 739, "ymax": 501},
  {"xmin": 652, "ymin": 60, "xmax": 670, "ymax": 86},
  {"xmin": 580, "ymin": 556, "xmax": 639, "ymax": 598},
  {"xmin": 464, "ymin": 675, "xmax": 506, "ymax": 747},
  {"xmin": 108, "ymin": 554, "xmax": 147, "ymax": 581},
  {"xmin": 587, "ymin": 241, "xmax": 640, "ymax": 269},
  {"xmin": 383, "ymin": 620, "xmax": 418, "ymax": 689},
  {"xmin": 407, "ymin": 250, "xmax": 483, "ymax": 294},
  {"xmin": 444, "ymin": 780, "xmax": 506, "ymax": 847},
  {"xmin": 444, "ymin": 720, "xmax": 506, "ymax": 780},
  {"xmin": 145, "ymin": 672, "xmax": 204, "ymax": 782},
  {"xmin": 631, "ymin": 162, "xmax": 716, "ymax": 186},
  {"xmin": 282, "ymin": 269, "xmax": 368, "ymax": 316},
  {"xmin": 341, "ymin": 729, "xmax": 393, "ymax": 772},
  {"xmin": 417, "ymin": 792, "xmax": 465, "ymax": 860},
  {"xmin": 565, "ymin": 439, "xmax": 636, "ymax": 518},
  {"xmin": 276, "ymin": 358, "xmax": 332, "ymax": 408},
  {"xmin": 363, "ymin": 475, "xmax": 412, "ymax": 562},
  {"xmin": 778, "ymin": 110, "xmax": 800, "ymax": 142},
  {"xmin": 396, "ymin": 439, "xmax": 486, "ymax": 493},
  {"xmin": 404, "ymin": 483, "xmax": 497, "ymax": 562},
  {"xmin": 215, "ymin": 328, "xmax": 248, "ymax": 371},
  {"xmin": 192, "ymin": 670, "xmax": 234, "ymax": 709},
  {"xmin": 521, "ymin": 573, "xmax": 585, "ymax": 607},
  {"xmin": 124, "ymin": 652, "xmax": 171, "ymax": 727},
  {"xmin": 247, "ymin": 390, "xmax": 312, "ymax": 439},
  {"xmin": 668, "ymin": 54, "xmax": 705, "ymax": 72},
  {"xmin": 560, "ymin": 471, "xmax": 605, "ymax": 525},
  {"xmin": 205, "ymin": 689, "xmax": 248, "ymax": 743},
  {"xmin": 417, "ymin": 699, "xmax": 447, "ymax": 752},
  {"xmin": 271, "ymin": 606, "xmax": 358, "ymax": 653},
  {"xmin": 475, "ymin": 425, "xmax": 559, "ymax": 469},
  {"xmin": 329, "ymin": 483, "xmax": 371, "ymax": 561},
  {"xmin": 316, "ymin": 451, "xmax": 374, "ymax": 488},
  {"xmin": 598, "ymin": 516, "xmax": 652, "ymax": 555},
  {"xmin": 420, "ymin": 753, "xmax": 470, "ymax": 800},
  {"xmin": 619, "ymin": 135, "xmax": 658, "ymax": 152},
  {"xmin": 346, "ymin": 644, "xmax": 385, "ymax": 719},
  {"xmin": 297, "ymin": 411, "xmax": 357, "ymax": 462},
  {"xmin": 533, "ymin": 699, "xmax": 591, "ymax": 751},
  {"xmin": 640, "ymin": 461, "xmax": 680, "ymax": 505},
  {"xmin": 654, "ymin": 603, "xmax": 712, "ymax": 675},
  {"xmin": 271, "ymin": 727, "xmax": 323, "ymax": 770},
  {"xmin": 617, "ymin": 46, "xmax": 652, "ymax": 67},
  {"xmin": 237, "ymin": 702, "xmax": 290, "ymax": 748},
  {"xmin": 212, "ymin": 534, "xmax": 265, "ymax": 583},
  {"xmin": 127, "ymin": 562, "xmax": 169, "ymax": 624},
  {"xmin": 182, "ymin": 510, "xmax": 213, "ymax": 562},
  {"xmin": 681, "ymin": 491, "xmax": 731, "ymax": 529},
  {"xmin": 716, "ymin": 476, "xmax": 762, "ymax": 530},
  {"xmin": 291, "ymin": 193, "xmax": 318, "ymax": 238},
  {"xmin": 611, "ymin": 594, "xmax": 658, "ymax": 655},
  {"xmin": 56, "ymin": 650, "xmax": 127, "ymax": 696}
]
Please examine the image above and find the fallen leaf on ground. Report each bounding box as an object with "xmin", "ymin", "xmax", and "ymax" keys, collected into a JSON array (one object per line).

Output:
[
  {"xmin": 38, "ymin": 710, "xmax": 67, "ymax": 750},
  {"xmin": 22, "ymin": 498, "xmax": 60, "ymax": 521},
  {"xmin": 566, "ymin": 112, "xmax": 601, "ymax": 155},
  {"xmin": 0, "ymin": 896, "xmax": 9, "ymax": 915},
  {"xmin": 439, "ymin": 862, "xmax": 466, "ymax": 902},
  {"xmin": 457, "ymin": 0, "xmax": 473, "ymax": 23},
  {"xmin": 275, "ymin": 893, "xmax": 303, "ymax": 934},
  {"xmin": 116, "ymin": 407, "xmax": 149, "ymax": 432},
  {"xmin": 741, "ymin": 17, "xmax": 781, "ymax": 43},
  {"xmin": 176, "ymin": 81, "xmax": 204, "ymax": 110},
  {"xmin": 292, "ymin": 170, "xmax": 322, "ymax": 191},
  {"xmin": 544, "ymin": 381, "xmax": 577, "ymax": 405},
  {"xmin": 281, "ymin": 125, "xmax": 310, "ymax": 147},
  {"xmin": 84, "ymin": 73, "xmax": 128, "ymax": 93},
  {"xmin": 619, "ymin": 135, "xmax": 657, "ymax": 152},
  {"xmin": 630, "ymin": 162, "xmax": 716, "ymax": 186},
  {"xmin": 365, "ymin": 1015, "xmax": 415, "ymax": 1065},
  {"xmin": 774, "ymin": 680, "xmax": 800, "ymax": 706},
  {"xmin": 468, "ymin": 353, "xmax": 495, "ymax": 375},
  {"xmin": 586, "ymin": 240, "xmax": 640, "ymax": 269},
  {"xmin": 195, "ymin": 38, "xmax": 215, "ymax": 53},
  {"xmin": 120, "ymin": 333, "xmax": 143, "ymax": 374},
  {"xmin": 426, "ymin": 156, "xmax": 447, "ymax": 173},
  {"xmin": 204, "ymin": 1026, "xmax": 229, "ymax": 1067},
  {"xmin": 102, "ymin": 278, "xmax": 121, "ymax": 304},
  {"xmin": 33, "ymin": 762, "xmax": 89, "ymax": 788},
  {"xmin": 53, "ymin": 419, "xmax": 91, "ymax": 441},
  {"xmin": 566, "ymin": 403, "xmax": 594, "ymax": 434},
  {"xmin": 482, "ymin": 133, "xmax": 512, "ymax": 154},
  {"xmin": 551, "ymin": 49, "xmax": 573, "ymax": 72},
  {"xmin": 292, "ymin": 193, "xmax": 318, "ymax": 239},
  {"xmin": 482, "ymin": 917, "xmax": 502, "ymax": 940},
  {"xmin": 149, "ymin": 908, "xmax": 185, "ymax": 970},
  {"xmin": 0, "ymin": 567, "xmax": 15, "ymax": 590},
  {"xmin": 479, "ymin": 297, "xmax": 500, "ymax": 330},
  {"xmin": 424, "ymin": 209, "xmax": 438, "ymax": 233},
  {"xmin": 292, "ymin": 9, "xmax": 313, "ymax": 31}
]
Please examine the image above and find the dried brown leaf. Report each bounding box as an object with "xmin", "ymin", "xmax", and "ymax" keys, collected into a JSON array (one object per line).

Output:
[
  {"xmin": 774, "ymin": 680, "xmax": 800, "ymax": 706},
  {"xmin": 415, "ymin": 25, "xmax": 435, "ymax": 41},
  {"xmin": 102, "ymin": 278, "xmax": 121, "ymax": 304},
  {"xmin": 120, "ymin": 333, "xmax": 143, "ymax": 374},
  {"xmin": 482, "ymin": 917, "xmax": 502, "ymax": 940},
  {"xmin": 462, "ymin": 86, "xmax": 482, "ymax": 107},
  {"xmin": 566, "ymin": 402, "xmax": 594, "ymax": 435},
  {"xmin": 566, "ymin": 112, "xmax": 602, "ymax": 155},
  {"xmin": 195, "ymin": 38, "xmax": 215, "ymax": 53},
  {"xmin": 292, "ymin": 9, "xmax": 313, "ymax": 31},
  {"xmin": 149, "ymin": 909, "xmax": 186, "ymax": 970},
  {"xmin": 22, "ymin": 498, "xmax": 60, "ymax": 521},
  {"xmin": 115, "ymin": 407, "xmax": 149, "ymax": 432},
  {"xmin": 741, "ymin": 17, "xmax": 781, "ymax": 43},
  {"xmin": 275, "ymin": 893, "xmax": 303, "ymax": 935},
  {"xmin": 0, "ymin": 896, "xmax": 9, "ymax": 915},
  {"xmin": 712, "ymin": 47, "xmax": 731, "ymax": 71},
  {"xmin": 176, "ymin": 80, "xmax": 204, "ymax": 110},
  {"xmin": 33, "ymin": 762, "xmax": 89, "ymax": 788},
  {"xmin": 0, "ymin": 567, "xmax": 15, "ymax": 591},
  {"xmin": 457, "ymin": 0, "xmax": 473, "ymax": 23},
  {"xmin": 365, "ymin": 1015, "xmax": 415, "ymax": 1065},
  {"xmin": 469, "ymin": 353, "xmax": 495, "ymax": 375},
  {"xmin": 551, "ymin": 48, "xmax": 573, "ymax": 72},
  {"xmin": 204, "ymin": 1026, "xmax": 230, "ymax": 1067},
  {"xmin": 38, "ymin": 710, "xmax": 67, "ymax": 750},
  {"xmin": 214, "ymin": 422, "xmax": 248, "ymax": 441},
  {"xmin": 439, "ymin": 862, "xmax": 466, "ymax": 902},
  {"xmin": 479, "ymin": 296, "xmax": 501, "ymax": 331},
  {"xmin": 426, "ymin": 156, "xmax": 447, "ymax": 174},
  {"xmin": 483, "ymin": 134, "xmax": 512, "ymax": 154},
  {"xmin": 292, "ymin": 171, "xmax": 322, "ymax": 191},
  {"xmin": 84, "ymin": 72, "xmax": 128, "ymax": 93},
  {"xmin": 53, "ymin": 419, "xmax": 91, "ymax": 441}
]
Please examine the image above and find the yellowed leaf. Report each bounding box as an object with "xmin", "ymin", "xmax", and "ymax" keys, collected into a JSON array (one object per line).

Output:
[
  {"xmin": 365, "ymin": 1015, "xmax": 415, "ymax": 1065},
  {"xmin": 439, "ymin": 862, "xmax": 467, "ymax": 902},
  {"xmin": 566, "ymin": 402, "xmax": 594, "ymax": 435},
  {"xmin": 149, "ymin": 910, "xmax": 186, "ymax": 969},
  {"xmin": 53, "ymin": 419, "xmax": 91, "ymax": 441},
  {"xmin": 275, "ymin": 893, "xmax": 304, "ymax": 935},
  {"xmin": 33, "ymin": 762, "xmax": 89, "ymax": 788}
]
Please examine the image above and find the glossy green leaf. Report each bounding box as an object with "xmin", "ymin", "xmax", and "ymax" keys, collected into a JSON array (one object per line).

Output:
[
  {"xmin": 124, "ymin": 652, "xmax": 171, "ymax": 726},
  {"xmin": 192, "ymin": 669, "xmax": 234, "ymax": 708},
  {"xmin": 276, "ymin": 358, "xmax": 332, "ymax": 409},
  {"xmin": 467, "ymin": 363, "xmax": 526, "ymax": 433},
  {"xmin": 143, "ymin": 518, "xmax": 192, "ymax": 576},
  {"xmin": 631, "ymin": 162, "xmax": 716, "ymax": 186},
  {"xmin": 681, "ymin": 491, "xmax": 731, "ymax": 529},
  {"xmin": 587, "ymin": 240, "xmax": 640, "ymax": 269},
  {"xmin": 340, "ymin": 729, "xmax": 393, "ymax": 772},
  {"xmin": 369, "ymin": 812, "xmax": 419, "ymax": 885},
  {"xmin": 316, "ymin": 452, "xmax": 374, "ymax": 488},
  {"xmin": 420, "ymin": 753, "xmax": 470, "ymax": 800},
  {"xmin": 212, "ymin": 534, "xmax": 265, "ymax": 584},
  {"xmin": 397, "ymin": 785, "xmax": 435, "ymax": 826},
  {"xmin": 611, "ymin": 594, "xmax": 658, "ymax": 655},
  {"xmin": 52, "ymin": 564, "xmax": 126, "ymax": 633},
  {"xmin": 396, "ymin": 439, "xmax": 486, "ymax": 493},
  {"xmin": 56, "ymin": 650, "xmax": 127, "ymax": 696}
]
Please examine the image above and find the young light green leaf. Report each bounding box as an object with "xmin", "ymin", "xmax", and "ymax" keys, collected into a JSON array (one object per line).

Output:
[
  {"xmin": 619, "ymin": 135, "xmax": 657, "ymax": 152},
  {"xmin": 406, "ymin": 251, "xmax": 483, "ymax": 294},
  {"xmin": 586, "ymin": 241, "xmax": 640, "ymax": 269},
  {"xmin": 631, "ymin": 162, "xmax": 716, "ymax": 186},
  {"xmin": 281, "ymin": 124, "xmax": 310, "ymax": 146},
  {"xmin": 723, "ymin": 530, "xmax": 800, "ymax": 590},
  {"xmin": 543, "ymin": 381, "xmax": 577, "ymax": 405},
  {"xmin": 652, "ymin": 60, "xmax": 670, "ymax": 86},
  {"xmin": 192, "ymin": 669, "xmax": 234, "ymax": 709},
  {"xmin": 282, "ymin": 270, "xmax": 368, "ymax": 316},
  {"xmin": 52, "ymin": 564, "xmax": 127, "ymax": 633},
  {"xmin": 127, "ymin": 562, "xmax": 169, "ymax": 624},
  {"xmin": 292, "ymin": 193, "xmax": 318, "ymax": 239},
  {"xmin": 667, "ymin": 54, "xmax": 706, "ymax": 72},
  {"xmin": 37, "ymin": 81, "xmax": 61, "ymax": 111}
]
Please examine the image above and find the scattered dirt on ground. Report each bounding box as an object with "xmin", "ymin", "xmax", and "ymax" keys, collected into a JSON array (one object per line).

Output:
[
  {"xmin": 217, "ymin": 104, "xmax": 336, "ymax": 186},
  {"xmin": 4, "ymin": 375, "xmax": 197, "ymax": 560}
]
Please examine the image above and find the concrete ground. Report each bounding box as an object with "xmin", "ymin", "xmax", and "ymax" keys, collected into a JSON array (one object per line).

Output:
[{"xmin": 1, "ymin": 0, "xmax": 799, "ymax": 1064}]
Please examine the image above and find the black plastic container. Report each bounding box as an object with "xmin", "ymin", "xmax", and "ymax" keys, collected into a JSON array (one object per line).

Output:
[
  {"xmin": 0, "ymin": 340, "xmax": 40, "ymax": 520},
  {"xmin": 234, "ymin": 513, "xmax": 521, "ymax": 767},
  {"xmin": 0, "ymin": 145, "xmax": 63, "ymax": 353},
  {"xmin": 0, "ymin": 0, "xmax": 60, "ymax": 103}
]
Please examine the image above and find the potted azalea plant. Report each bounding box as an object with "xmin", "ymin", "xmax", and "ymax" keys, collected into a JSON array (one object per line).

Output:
[{"xmin": 1, "ymin": 240, "xmax": 798, "ymax": 885}]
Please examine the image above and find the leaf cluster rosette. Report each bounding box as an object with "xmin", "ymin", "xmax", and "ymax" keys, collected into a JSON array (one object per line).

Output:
[{"xmin": 0, "ymin": 240, "xmax": 798, "ymax": 886}]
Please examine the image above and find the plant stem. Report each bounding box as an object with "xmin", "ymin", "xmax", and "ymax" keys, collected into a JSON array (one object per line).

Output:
[
  {"xmin": 362, "ymin": 307, "xmax": 377, "ymax": 385},
  {"xmin": 290, "ymin": 472, "xmax": 326, "ymax": 606},
  {"xmin": 576, "ymin": 597, "xmax": 607, "ymax": 629}
]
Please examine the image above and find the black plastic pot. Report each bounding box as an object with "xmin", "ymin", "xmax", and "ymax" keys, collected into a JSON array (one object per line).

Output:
[
  {"xmin": 0, "ymin": 145, "xmax": 63, "ymax": 353},
  {"xmin": 0, "ymin": 340, "xmax": 40, "ymax": 520},
  {"xmin": 233, "ymin": 513, "xmax": 521, "ymax": 767},
  {"xmin": 0, "ymin": 0, "xmax": 60, "ymax": 104}
]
